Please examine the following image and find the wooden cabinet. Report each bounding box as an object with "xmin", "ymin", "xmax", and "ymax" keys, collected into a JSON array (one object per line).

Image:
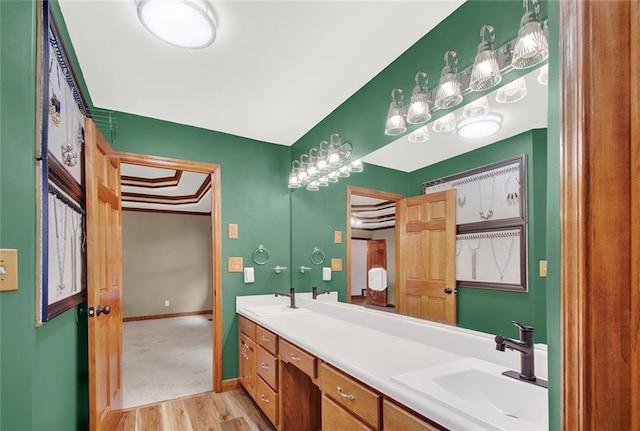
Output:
[
  {"xmin": 319, "ymin": 362, "xmax": 381, "ymax": 430},
  {"xmin": 383, "ymin": 399, "xmax": 444, "ymax": 431},
  {"xmin": 239, "ymin": 333, "xmax": 256, "ymax": 399},
  {"xmin": 257, "ymin": 345, "xmax": 278, "ymax": 390},
  {"xmin": 322, "ymin": 394, "xmax": 373, "ymax": 431}
]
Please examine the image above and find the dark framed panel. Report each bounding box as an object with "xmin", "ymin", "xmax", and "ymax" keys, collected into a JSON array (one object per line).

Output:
[
  {"xmin": 36, "ymin": 1, "xmax": 90, "ymax": 324},
  {"xmin": 422, "ymin": 155, "xmax": 528, "ymax": 292}
]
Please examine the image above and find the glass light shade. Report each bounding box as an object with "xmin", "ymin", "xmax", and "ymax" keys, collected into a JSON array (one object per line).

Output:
[
  {"xmin": 408, "ymin": 126, "xmax": 430, "ymax": 143},
  {"xmin": 136, "ymin": 0, "xmax": 217, "ymax": 49},
  {"xmin": 327, "ymin": 172, "xmax": 339, "ymax": 183},
  {"xmin": 328, "ymin": 134, "xmax": 342, "ymax": 167},
  {"xmin": 470, "ymin": 50, "xmax": 502, "ymax": 92},
  {"xmin": 339, "ymin": 142, "xmax": 352, "ymax": 163},
  {"xmin": 337, "ymin": 166, "xmax": 351, "ymax": 178},
  {"xmin": 537, "ymin": 64, "xmax": 548, "ymax": 85},
  {"xmin": 406, "ymin": 87, "xmax": 431, "ymax": 124},
  {"xmin": 349, "ymin": 160, "xmax": 364, "ymax": 173},
  {"xmin": 288, "ymin": 172, "xmax": 301, "ymax": 189},
  {"xmin": 463, "ymin": 96, "xmax": 490, "ymax": 119},
  {"xmin": 297, "ymin": 167, "xmax": 309, "ymax": 185},
  {"xmin": 384, "ymin": 103, "xmax": 406, "ymax": 135},
  {"xmin": 307, "ymin": 163, "xmax": 318, "ymax": 177},
  {"xmin": 495, "ymin": 77, "xmax": 528, "ymax": 103},
  {"xmin": 432, "ymin": 112, "xmax": 457, "ymax": 133},
  {"xmin": 435, "ymin": 72, "xmax": 463, "ymax": 109},
  {"xmin": 306, "ymin": 181, "xmax": 320, "ymax": 192},
  {"xmin": 512, "ymin": 21, "xmax": 549, "ymax": 69},
  {"xmin": 317, "ymin": 153, "xmax": 329, "ymax": 173},
  {"xmin": 317, "ymin": 177, "xmax": 329, "ymax": 187},
  {"xmin": 457, "ymin": 114, "xmax": 503, "ymax": 139}
]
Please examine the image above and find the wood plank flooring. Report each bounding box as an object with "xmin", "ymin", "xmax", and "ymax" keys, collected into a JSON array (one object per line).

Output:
[{"xmin": 115, "ymin": 389, "xmax": 277, "ymax": 431}]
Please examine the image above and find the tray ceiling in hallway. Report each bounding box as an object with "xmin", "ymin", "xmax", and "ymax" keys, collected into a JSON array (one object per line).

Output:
[
  {"xmin": 121, "ymin": 163, "xmax": 211, "ymax": 214},
  {"xmin": 57, "ymin": 0, "xmax": 465, "ymax": 146}
]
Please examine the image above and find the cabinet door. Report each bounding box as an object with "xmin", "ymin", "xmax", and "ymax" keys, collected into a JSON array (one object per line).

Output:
[{"xmin": 239, "ymin": 333, "xmax": 257, "ymax": 400}]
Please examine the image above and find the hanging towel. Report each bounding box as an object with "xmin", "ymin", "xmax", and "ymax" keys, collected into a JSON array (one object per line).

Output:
[{"xmin": 368, "ymin": 267, "xmax": 388, "ymax": 291}]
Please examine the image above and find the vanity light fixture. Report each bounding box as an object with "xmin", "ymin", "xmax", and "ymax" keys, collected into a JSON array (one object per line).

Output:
[
  {"xmin": 384, "ymin": 89, "xmax": 407, "ymax": 136},
  {"xmin": 407, "ymin": 72, "xmax": 432, "ymax": 124},
  {"xmin": 434, "ymin": 51, "xmax": 463, "ymax": 109},
  {"xmin": 457, "ymin": 113, "xmax": 503, "ymax": 139},
  {"xmin": 136, "ymin": 0, "xmax": 217, "ymax": 49},
  {"xmin": 288, "ymin": 134, "xmax": 363, "ymax": 191},
  {"xmin": 463, "ymin": 96, "xmax": 490, "ymax": 119},
  {"xmin": 408, "ymin": 125, "xmax": 430, "ymax": 143},
  {"xmin": 432, "ymin": 112, "xmax": 457, "ymax": 133},
  {"xmin": 511, "ymin": 0, "xmax": 549, "ymax": 69},
  {"xmin": 495, "ymin": 77, "xmax": 528, "ymax": 104},
  {"xmin": 470, "ymin": 25, "xmax": 502, "ymax": 92}
]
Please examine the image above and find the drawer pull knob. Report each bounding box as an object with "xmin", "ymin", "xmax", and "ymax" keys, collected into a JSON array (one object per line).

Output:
[
  {"xmin": 289, "ymin": 353, "xmax": 301, "ymax": 362},
  {"xmin": 260, "ymin": 336, "xmax": 270, "ymax": 343},
  {"xmin": 260, "ymin": 394, "xmax": 270, "ymax": 403},
  {"xmin": 260, "ymin": 363, "xmax": 270, "ymax": 370},
  {"xmin": 336, "ymin": 386, "xmax": 355, "ymax": 400}
]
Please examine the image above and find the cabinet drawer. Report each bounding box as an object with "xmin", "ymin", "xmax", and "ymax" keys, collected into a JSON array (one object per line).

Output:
[
  {"xmin": 239, "ymin": 315, "xmax": 256, "ymax": 339},
  {"xmin": 280, "ymin": 339, "xmax": 316, "ymax": 379},
  {"xmin": 256, "ymin": 345, "xmax": 278, "ymax": 391},
  {"xmin": 322, "ymin": 394, "xmax": 372, "ymax": 431},
  {"xmin": 256, "ymin": 326, "xmax": 278, "ymax": 355},
  {"xmin": 319, "ymin": 363, "xmax": 381, "ymax": 430},
  {"xmin": 256, "ymin": 376, "xmax": 278, "ymax": 427},
  {"xmin": 383, "ymin": 399, "xmax": 443, "ymax": 431}
]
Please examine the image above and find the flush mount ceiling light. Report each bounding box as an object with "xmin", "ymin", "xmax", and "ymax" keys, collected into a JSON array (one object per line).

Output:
[
  {"xmin": 457, "ymin": 113, "xmax": 503, "ymax": 139},
  {"xmin": 435, "ymin": 50, "xmax": 463, "ymax": 109},
  {"xmin": 470, "ymin": 25, "xmax": 502, "ymax": 92},
  {"xmin": 511, "ymin": 0, "xmax": 549, "ymax": 69},
  {"xmin": 136, "ymin": 0, "xmax": 217, "ymax": 49},
  {"xmin": 495, "ymin": 77, "xmax": 528, "ymax": 103}
]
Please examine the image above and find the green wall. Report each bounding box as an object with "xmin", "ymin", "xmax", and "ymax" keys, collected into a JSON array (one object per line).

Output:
[
  {"xmin": 109, "ymin": 113, "xmax": 291, "ymax": 380},
  {"xmin": 1, "ymin": 1, "xmax": 88, "ymax": 430},
  {"xmin": 291, "ymin": 164, "xmax": 408, "ymax": 299},
  {"xmin": 408, "ymin": 130, "xmax": 547, "ymax": 341}
]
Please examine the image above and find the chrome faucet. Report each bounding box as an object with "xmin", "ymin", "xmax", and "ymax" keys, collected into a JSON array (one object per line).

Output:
[
  {"xmin": 275, "ymin": 287, "xmax": 297, "ymax": 309},
  {"xmin": 312, "ymin": 285, "xmax": 330, "ymax": 300},
  {"xmin": 495, "ymin": 321, "xmax": 547, "ymax": 387}
]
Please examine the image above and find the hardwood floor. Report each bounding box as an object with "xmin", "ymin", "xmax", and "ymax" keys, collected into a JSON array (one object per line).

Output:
[{"xmin": 115, "ymin": 389, "xmax": 277, "ymax": 431}]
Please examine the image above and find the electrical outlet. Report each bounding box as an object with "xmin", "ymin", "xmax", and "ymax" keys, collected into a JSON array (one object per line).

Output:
[{"xmin": 164, "ymin": 300, "xmax": 170, "ymax": 307}]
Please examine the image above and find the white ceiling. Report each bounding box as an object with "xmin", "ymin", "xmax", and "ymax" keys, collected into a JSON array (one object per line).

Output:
[
  {"xmin": 58, "ymin": 0, "xmax": 465, "ymax": 146},
  {"xmin": 350, "ymin": 195, "xmax": 395, "ymax": 230}
]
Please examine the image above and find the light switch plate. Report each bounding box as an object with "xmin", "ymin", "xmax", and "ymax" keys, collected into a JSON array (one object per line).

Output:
[
  {"xmin": 334, "ymin": 230, "xmax": 342, "ymax": 244},
  {"xmin": 331, "ymin": 258, "xmax": 343, "ymax": 272},
  {"xmin": 228, "ymin": 257, "xmax": 243, "ymax": 273},
  {"xmin": 539, "ymin": 260, "xmax": 548, "ymax": 278},
  {"xmin": 244, "ymin": 267, "xmax": 255, "ymax": 283},
  {"xmin": 0, "ymin": 249, "xmax": 18, "ymax": 292},
  {"xmin": 322, "ymin": 267, "xmax": 332, "ymax": 281},
  {"xmin": 228, "ymin": 223, "xmax": 239, "ymax": 239}
]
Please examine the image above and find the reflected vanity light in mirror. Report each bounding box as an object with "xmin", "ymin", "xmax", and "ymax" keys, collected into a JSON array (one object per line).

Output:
[
  {"xmin": 457, "ymin": 113, "xmax": 503, "ymax": 139},
  {"xmin": 469, "ymin": 25, "xmax": 502, "ymax": 92},
  {"xmin": 495, "ymin": 77, "xmax": 528, "ymax": 104},
  {"xmin": 463, "ymin": 96, "xmax": 490, "ymax": 119},
  {"xmin": 385, "ymin": 88, "xmax": 407, "ymax": 135},
  {"xmin": 407, "ymin": 72, "xmax": 432, "ymax": 124},
  {"xmin": 408, "ymin": 125, "xmax": 430, "ymax": 143},
  {"xmin": 349, "ymin": 159, "xmax": 364, "ymax": 173},
  {"xmin": 434, "ymin": 50, "xmax": 463, "ymax": 109},
  {"xmin": 537, "ymin": 64, "xmax": 548, "ymax": 86},
  {"xmin": 432, "ymin": 112, "xmax": 457, "ymax": 133},
  {"xmin": 511, "ymin": 0, "xmax": 549, "ymax": 69}
]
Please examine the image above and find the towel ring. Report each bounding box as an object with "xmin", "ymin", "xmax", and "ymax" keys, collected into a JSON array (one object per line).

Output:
[
  {"xmin": 253, "ymin": 245, "xmax": 270, "ymax": 265},
  {"xmin": 310, "ymin": 247, "xmax": 325, "ymax": 265}
]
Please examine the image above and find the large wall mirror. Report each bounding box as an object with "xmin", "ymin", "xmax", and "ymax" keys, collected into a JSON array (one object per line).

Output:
[{"xmin": 290, "ymin": 67, "xmax": 549, "ymax": 341}]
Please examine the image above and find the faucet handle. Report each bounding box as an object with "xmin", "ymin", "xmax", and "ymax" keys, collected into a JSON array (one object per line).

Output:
[{"xmin": 511, "ymin": 320, "xmax": 533, "ymax": 331}]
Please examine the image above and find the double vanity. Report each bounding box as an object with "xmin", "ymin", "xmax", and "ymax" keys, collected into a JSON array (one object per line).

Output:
[{"xmin": 236, "ymin": 292, "xmax": 548, "ymax": 430}]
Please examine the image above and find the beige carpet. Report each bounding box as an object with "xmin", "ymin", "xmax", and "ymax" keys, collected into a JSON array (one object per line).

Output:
[{"xmin": 123, "ymin": 315, "xmax": 212, "ymax": 408}]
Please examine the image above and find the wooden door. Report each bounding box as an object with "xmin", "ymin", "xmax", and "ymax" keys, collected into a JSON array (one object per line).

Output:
[
  {"xmin": 85, "ymin": 118, "xmax": 123, "ymax": 430},
  {"xmin": 396, "ymin": 190, "xmax": 456, "ymax": 324},
  {"xmin": 367, "ymin": 239, "xmax": 387, "ymax": 306}
]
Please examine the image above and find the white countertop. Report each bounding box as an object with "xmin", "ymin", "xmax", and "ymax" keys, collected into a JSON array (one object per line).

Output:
[{"xmin": 236, "ymin": 293, "xmax": 548, "ymax": 431}]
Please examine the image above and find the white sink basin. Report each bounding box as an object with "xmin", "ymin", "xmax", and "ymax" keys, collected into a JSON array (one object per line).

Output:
[
  {"xmin": 391, "ymin": 358, "xmax": 548, "ymax": 430},
  {"xmin": 242, "ymin": 304, "xmax": 312, "ymax": 317}
]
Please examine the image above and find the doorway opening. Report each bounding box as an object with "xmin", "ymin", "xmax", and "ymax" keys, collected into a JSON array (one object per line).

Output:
[
  {"xmin": 346, "ymin": 186, "xmax": 404, "ymax": 312},
  {"xmin": 117, "ymin": 152, "xmax": 223, "ymax": 407}
]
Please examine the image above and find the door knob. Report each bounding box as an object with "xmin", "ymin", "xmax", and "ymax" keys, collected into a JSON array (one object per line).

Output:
[
  {"xmin": 444, "ymin": 288, "xmax": 457, "ymax": 294},
  {"xmin": 96, "ymin": 305, "xmax": 111, "ymax": 316}
]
